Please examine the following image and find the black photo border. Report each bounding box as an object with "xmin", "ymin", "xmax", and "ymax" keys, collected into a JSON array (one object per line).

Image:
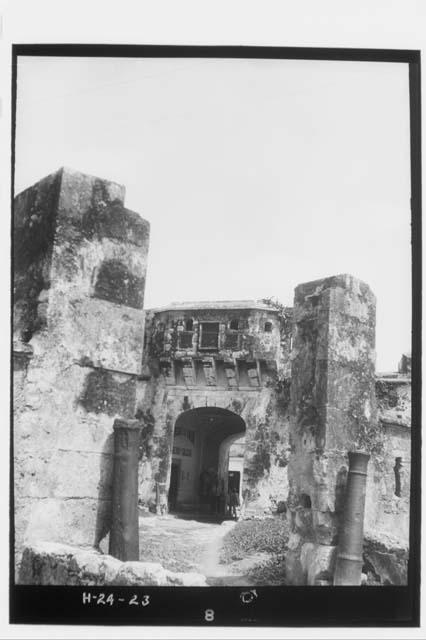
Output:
[{"xmin": 9, "ymin": 43, "xmax": 422, "ymax": 628}]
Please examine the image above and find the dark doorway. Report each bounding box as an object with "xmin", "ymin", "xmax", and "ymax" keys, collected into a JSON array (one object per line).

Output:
[
  {"xmin": 168, "ymin": 459, "xmax": 180, "ymax": 512},
  {"xmin": 228, "ymin": 470, "xmax": 241, "ymax": 494}
]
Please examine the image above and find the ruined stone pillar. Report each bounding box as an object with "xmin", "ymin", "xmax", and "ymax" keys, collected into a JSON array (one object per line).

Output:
[
  {"xmin": 13, "ymin": 168, "xmax": 150, "ymax": 563},
  {"xmin": 109, "ymin": 418, "xmax": 142, "ymax": 561},
  {"xmin": 286, "ymin": 274, "xmax": 376, "ymax": 585}
]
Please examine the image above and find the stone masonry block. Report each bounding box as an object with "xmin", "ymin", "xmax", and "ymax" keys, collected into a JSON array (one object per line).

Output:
[{"xmin": 286, "ymin": 274, "xmax": 377, "ymax": 585}]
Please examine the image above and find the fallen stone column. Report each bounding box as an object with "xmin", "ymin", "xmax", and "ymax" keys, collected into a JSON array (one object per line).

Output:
[{"xmin": 109, "ymin": 418, "xmax": 142, "ymax": 561}]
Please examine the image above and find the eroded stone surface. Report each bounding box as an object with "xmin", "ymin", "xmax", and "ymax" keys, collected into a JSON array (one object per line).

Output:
[
  {"xmin": 363, "ymin": 534, "xmax": 408, "ymax": 585},
  {"xmin": 13, "ymin": 168, "xmax": 149, "ymax": 576},
  {"xmin": 300, "ymin": 542, "xmax": 337, "ymax": 585},
  {"xmin": 286, "ymin": 275, "xmax": 377, "ymax": 584},
  {"xmin": 19, "ymin": 542, "xmax": 207, "ymax": 586}
]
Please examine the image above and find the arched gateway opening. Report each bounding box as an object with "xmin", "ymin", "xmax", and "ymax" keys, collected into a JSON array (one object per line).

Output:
[{"xmin": 168, "ymin": 407, "xmax": 246, "ymax": 513}]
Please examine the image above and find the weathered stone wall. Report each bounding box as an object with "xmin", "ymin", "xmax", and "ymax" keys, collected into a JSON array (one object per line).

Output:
[
  {"xmin": 286, "ymin": 274, "xmax": 377, "ymax": 585},
  {"xmin": 376, "ymin": 376, "xmax": 411, "ymax": 427},
  {"xmin": 14, "ymin": 171, "xmax": 62, "ymax": 342},
  {"xmin": 147, "ymin": 304, "xmax": 284, "ymax": 363},
  {"xmin": 365, "ymin": 378, "xmax": 411, "ymax": 546},
  {"xmin": 13, "ymin": 169, "xmax": 149, "ymax": 574},
  {"xmin": 362, "ymin": 534, "xmax": 408, "ymax": 585},
  {"xmin": 19, "ymin": 542, "xmax": 207, "ymax": 586}
]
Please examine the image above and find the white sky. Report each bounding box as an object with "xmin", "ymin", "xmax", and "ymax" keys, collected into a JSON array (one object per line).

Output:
[{"xmin": 14, "ymin": 56, "xmax": 411, "ymax": 372}]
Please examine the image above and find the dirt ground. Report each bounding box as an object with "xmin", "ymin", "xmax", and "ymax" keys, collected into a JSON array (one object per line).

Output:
[{"xmin": 138, "ymin": 512, "xmax": 285, "ymax": 586}]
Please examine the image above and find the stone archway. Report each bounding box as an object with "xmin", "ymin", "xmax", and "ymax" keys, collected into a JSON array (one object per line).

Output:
[{"xmin": 169, "ymin": 407, "xmax": 246, "ymax": 511}]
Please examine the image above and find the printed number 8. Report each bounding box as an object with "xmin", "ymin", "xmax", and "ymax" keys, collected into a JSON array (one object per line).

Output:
[{"xmin": 205, "ymin": 609, "xmax": 214, "ymax": 622}]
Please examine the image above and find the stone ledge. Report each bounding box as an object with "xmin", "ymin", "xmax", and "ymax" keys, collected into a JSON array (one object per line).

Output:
[
  {"xmin": 13, "ymin": 341, "xmax": 34, "ymax": 357},
  {"xmin": 380, "ymin": 418, "xmax": 411, "ymax": 430},
  {"xmin": 18, "ymin": 542, "xmax": 207, "ymax": 587}
]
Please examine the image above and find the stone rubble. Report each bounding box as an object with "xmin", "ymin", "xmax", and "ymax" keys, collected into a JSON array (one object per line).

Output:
[{"xmin": 19, "ymin": 542, "xmax": 208, "ymax": 587}]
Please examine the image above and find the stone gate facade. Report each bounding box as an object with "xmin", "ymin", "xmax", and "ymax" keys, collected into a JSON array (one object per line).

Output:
[
  {"xmin": 135, "ymin": 300, "xmax": 293, "ymax": 514},
  {"xmin": 13, "ymin": 169, "xmax": 411, "ymax": 584}
]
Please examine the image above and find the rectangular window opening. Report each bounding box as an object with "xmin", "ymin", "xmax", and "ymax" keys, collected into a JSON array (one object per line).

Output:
[{"xmin": 199, "ymin": 322, "xmax": 219, "ymax": 350}]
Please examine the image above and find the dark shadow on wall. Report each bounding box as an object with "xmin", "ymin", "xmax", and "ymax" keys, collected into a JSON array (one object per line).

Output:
[
  {"xmin": 78, "ymin": 369, "xmax": 137, "ymax": 419},
  {"xmin": 94, "ymin": 259, "xmax": 144, "ymax": 309},
  {"xmin": 94, "ymin": 432, "xmax": 115, "ymax": 552}
]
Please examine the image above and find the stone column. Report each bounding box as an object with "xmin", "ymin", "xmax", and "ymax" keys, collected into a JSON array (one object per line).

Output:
[
  {"xmin": 286, "ymin": 274, "xmax": 376, "ymax": 585},
  {"xmin": 334, "ymin": 451, "xmax": 370, "ymax": 585},
  {"xmin": 109, "ymin": 418, "xmax": 142, "ymax": 561}
]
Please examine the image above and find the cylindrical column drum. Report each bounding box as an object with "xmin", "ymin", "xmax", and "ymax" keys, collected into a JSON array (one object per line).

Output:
[
  {"xmin": 333, "ymin": 451, "xmax": 370, "ymax": 586},
  {"xmin": 109, "ymin": 418, "xmax": 142, "ymax": 561}
]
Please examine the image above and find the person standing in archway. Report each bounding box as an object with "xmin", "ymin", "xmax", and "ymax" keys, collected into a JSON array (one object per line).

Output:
[
  {"xmin": 229, "ymin": 487, "xmax": 240, "ymax": 520},
  {"xmin": 214, "ymin": 477, "xmax": 224, "ymax": 515}
]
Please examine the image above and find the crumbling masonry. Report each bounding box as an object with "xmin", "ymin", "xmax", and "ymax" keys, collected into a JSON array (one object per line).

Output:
[{"xmin": 13, "ymin": 169, "xmax": 411, "ymax": 585}]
